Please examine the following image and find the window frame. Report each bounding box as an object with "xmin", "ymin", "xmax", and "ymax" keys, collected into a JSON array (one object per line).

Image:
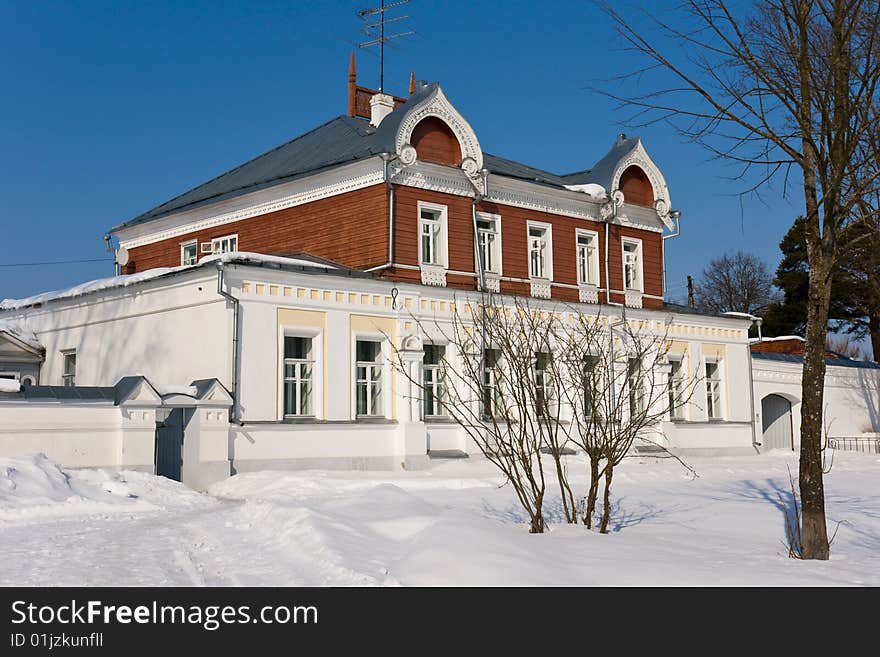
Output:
[
  {"xmin": 353, "ymin": 336, "xmax": 390, "ymax": 419},
  {"xmin": 475, "ymin": 211, "xmax": 503, "ymax": 276},
  {"xmin": 621, "ymin": 237, "xmax": 644, "ymax": 293},
  {"xmin": 627, "ymin": 357, "xmax": 646, "ymax": 417},
  {"xmin": 527, "ymin": 221, "xmax": 553, "ymax": 280},
  {"xmin": 576, "ymin": 229, "xmax": 600, "ymax": 287},
  {"xmin": 278, "ymin": 328, "xmax": 323, "ymax": 421},
  {"xmin": 422, "ymin": 343, "xmax": 448, "ymax": 419},
  {"xmin": 481, "ymin": 348, "xmax": 502, "ymax": 420},
  {"xmin": 705, "ymin": 358, "xmax": 724, "ymax": 420},
  {"xmin": 211, "ymin": 234, "xmax": 239, "ymax": 255},
  {"xmin": 667, "ymin": 356, "xmax": 687, "ymax": 420},
  {"xmin": 61, "ymin": 349, "xmax": 76, "ymax": 387},
  {"xmin": 533, "ymin": 351, "xmax": 555, "ymax": 418},
  {"xmin": 180, "ymin": 240, "xmax": 198, "ymax": 266},
  {"xmin": 417, "ymin": 201, "xmax": 449, "ymax": 269}
]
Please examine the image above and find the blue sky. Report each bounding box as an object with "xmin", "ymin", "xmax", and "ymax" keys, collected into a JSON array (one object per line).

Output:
[{"xmin": 0, "ymin": 0, "xmax": 801, "ymax": 302}]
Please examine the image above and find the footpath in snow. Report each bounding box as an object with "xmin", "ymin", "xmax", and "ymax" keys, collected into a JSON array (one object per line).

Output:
[{"xmin": 1, "ymin": 451, "xmax": 878, "ymax": 586}]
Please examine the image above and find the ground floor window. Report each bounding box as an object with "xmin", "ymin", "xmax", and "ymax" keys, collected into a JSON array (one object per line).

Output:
[
  {"xmin": 705, "ymin": 361, "xmax": 722, "ymax": 419},
  {"xmin": 61, "ymin": 350, "xmax": 76, "ymax": 387},
  {"xmin": 627, "ymin": 357, "xmax": 645, "ymax": 416},
  {"xmin": 356, "ymin": 340, "xmax": 383, "ymax": 417},
  {"xmin": 534, "ymin": 352, "xmax": 554, "ymax": 417},
  {"xmin": 283, "ymin": 336, "xmax": 314, "ymax": 417},
  {"xmin": 668, "ymin": 358, "xmax": 686, "ymax": 419},
  {"xmin": 482, "ymin": 348, "xmax": 501, "ymax": 419},
  {"xmin": 423, "ymin": 344, "xmax": 446, "ymax": 418}
]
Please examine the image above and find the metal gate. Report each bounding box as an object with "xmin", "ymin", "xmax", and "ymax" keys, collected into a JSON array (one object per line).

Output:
[
  {"xmin": 762, "ymin": 394, "xmax": 793, "ymax": 450},
  {"xmin": 155, "ymin": 408, "xmax": 190, "ymax": 481}
]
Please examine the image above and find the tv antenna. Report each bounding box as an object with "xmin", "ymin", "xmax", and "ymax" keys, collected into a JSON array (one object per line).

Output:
[{"xmin": 357, "ymin": 0, "xmax": 415, "ymax": 92}]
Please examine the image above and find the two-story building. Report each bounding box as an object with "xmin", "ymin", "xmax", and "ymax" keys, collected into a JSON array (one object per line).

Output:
[{"xmin": 0, "ymin": 60, "xmax": 761, "ymax": 485}]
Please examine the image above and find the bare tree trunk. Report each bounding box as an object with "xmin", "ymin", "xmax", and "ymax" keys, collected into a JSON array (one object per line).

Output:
[
  {"xmin": 584, "ymin": 456, "xmax": 600, "ymax": 528},
  {"xmin": 799, "ymin": 258, "xmax": 832, "ymax": 560},
  {"xmin": 530, "ymin": 492, "xmax": 545, "ymax": 534},
  {"xmin": 599, "ymin": 466, "xmax": 613, "ymax": 534}
]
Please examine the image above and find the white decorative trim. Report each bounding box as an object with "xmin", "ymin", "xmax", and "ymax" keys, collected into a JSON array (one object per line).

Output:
[
  {"xmin": 394, "ymin": 85, "xmax": 483, "ymax": 174},
  {"xmin": 579, "ymin": 285, "xmax": 599, "ymax": 304},
  {"xmin": 420, "ymin": 265, "xmax": 447, "ymax": 287},
  {"xmin": 116, "ymin": 158, "xmax": 386, "ymax": 249},
  {"xmin": 625, "ymin": 291, "xmax": 643, "ymax": 308},
  {"xmin": 530, "ymin": 279, "xmax": 552, "ymax": 299},
  {"xmin": 611, "ymin": 140, "xmax": 674, "ymax": 230},
  {"xmin": 482, "ymin": 273, "xmax": 501, "ymax": 293},
  {"xmin": 391, "ymin": 161, "xmax": 476, "ymax": 197}
]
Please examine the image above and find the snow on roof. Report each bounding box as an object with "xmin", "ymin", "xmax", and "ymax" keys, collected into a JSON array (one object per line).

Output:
[
  {"xmin": 153, "ymin": 384, "xmax": 198, "ymax": 397},
  {"xmin": 0, "ymin": 319, "xmax": 42, "ymax": 350},
  {"xmin": 0, "ymin": 252, "xmax": 339, "ymax": 311},
  {"xmin": 563, "ymin": 183, "xmax": 607, "ymax": 199},
  {"xmin": 748, "ymin": 335, "xmax": 805, "ymax": 344},
  {"xmin": 0, "ymin": 379, "xmax": 21, "ymax": 393}
]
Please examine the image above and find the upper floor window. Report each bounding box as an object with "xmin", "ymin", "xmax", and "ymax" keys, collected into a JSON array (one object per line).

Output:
[
  {"xmin": 355, "ymin": 340, "xmax": 383, "ymax": 417},
  {"xmin": 705, "ymin": 361, "xmax": 723, "ymax": 420},
  {"xmin": 622, "ymin": 238, "xmax": 643, "ymax": 292},
  {"xmin": 528, "ymin": 223, "xmax": 552, "ymax": 279},
  {"xmin": 476, "ymin": 213, "xmax": 502, "ymax": 275},
  {"xmin": 423, "ymin": 344, "xmax": 446, "ymax": 418},
  {"xmin": 418, "ymin": 203, "xmax": 447, "ymax": 268},
  {"xmin": 576, "ymin": 230, "xmax": 599, "ymax": 286},
  {"xmin": 61, "ymin": 350, "xmax": 76, "ymax": 387},
  {"xmin": 283, "ymin": 336, "xmax": 314, "ymax": 417},
  {"xmin": 212, "ymin": 234, "xmax": 238, "ymax": 255},
  {"xmin": 181, "ymin": 240, "xmax": 198, "ymax": 266}
]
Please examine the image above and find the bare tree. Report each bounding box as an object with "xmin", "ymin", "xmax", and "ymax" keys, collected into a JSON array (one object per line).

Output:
[
  {"xmin": 694, "ymin": 251, "xmax": 778, "ymax": 315},
  {"xmin": 600, "ymin": 0, "xmax": 880, "ymax": 560},
  {"xmin": 392, "ymin": 292, "xmax": 579, "ymax": 532},
  {"xmin": 553, "ymin": 310, "xmax": 699, "ymax": 532}
]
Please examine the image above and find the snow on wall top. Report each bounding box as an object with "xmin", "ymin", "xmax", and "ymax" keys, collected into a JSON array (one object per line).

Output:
[
  {"xmin": 0, "ymin": 252, "xmax": 338, "ymax": 311},
  {"xmin": 0, "ymin": 319, "xmax": 42, "ymax": 350},
  {"xmin": 0, "ymin": 379, "xmax": 21, "ymax": 393}
]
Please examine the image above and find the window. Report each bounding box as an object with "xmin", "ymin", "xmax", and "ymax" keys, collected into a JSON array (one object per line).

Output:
[
  {"xmin": 534, "ymin": 352, "xmax": 554, "ymax": 417},
  {"xmin": 418, "ymin": 204, "xmax": 447, "ymax": 267},
  {"xmin": 582, "ymin": 354, "xmax": 600, "ymax": 417},
  {"xmin": 476, "ymin": 213, "xmax": 502, "ymax": 275},
  {"xmin": 668, "ymin": 358, "xmax": 686, "ymax": 420},
  {"xmin": 482, "ymin": 348, "xmax": 501, "ymax": 419},
  {"xmin": 705, "ymin": 361, "xmax": 722, "ymax": 420},
  {"xmin": 627, "ymin": 357, "xmax": 645, "ymax": 416},
  {"xmin": 283, "ymin": 336, "xmax": 314, "ymax": 417},
  {"xmin": 181, "ymin": 240, "xmax": 198, "ymax": 266},
  {"xmin": 622, "ymin": 239, "xmax": 643, "ymax": 291},
  {"xmin": 423, "ymin": 344, "xmax": 446, "ymax": 418},
  {"xmin": 212, "ymin": 234, "xmax": 238, "ymax": 254},
  {"xmin": 576, "ymin": 231, "xmax": 599, "ymax": 286},
  {"xmin": 356, "ymin": 340, "xmax": 383, "ymax": 417},
  {"xmin": 528, "ymin": 224, "xmax": 552, "ymax": 279},
  {"xmin": 61, "ymin": 351, "xmax": 76, "ymax": 387}
]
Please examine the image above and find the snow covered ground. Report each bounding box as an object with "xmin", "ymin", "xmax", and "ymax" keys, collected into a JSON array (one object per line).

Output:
[{"xmin": 1, "ymin": 450, "xmax": 877, "ymax": 586}]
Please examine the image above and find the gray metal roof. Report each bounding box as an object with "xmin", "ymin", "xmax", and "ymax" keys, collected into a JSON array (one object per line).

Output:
[
  {"xmin": 113, "ymin": 85, "xmax": 642, "ymax": 232},
  {"xmin": 751, "ymin": 351, "xmax": 880, "ymax": 370},
  {"xmin": 560, "ymin": 134, "xmax": 641, "ymax": 190},
  {"xmin": 0, "ymin": 385, "xmax": 117, "ymax": 402}
]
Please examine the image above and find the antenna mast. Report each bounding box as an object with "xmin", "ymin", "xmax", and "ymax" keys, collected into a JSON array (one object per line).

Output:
[{"xmin": 357, "ymin": 0, "xmax": 414, "ymax": 92}]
